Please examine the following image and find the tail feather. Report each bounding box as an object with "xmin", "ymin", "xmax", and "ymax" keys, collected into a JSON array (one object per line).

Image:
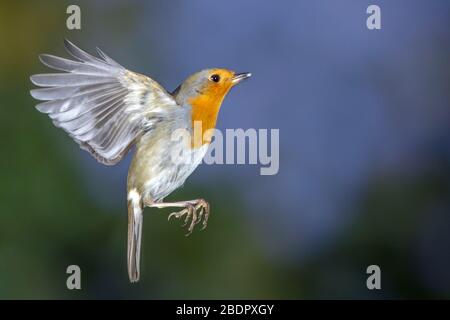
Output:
[{"xmin": 127, "ymin": 189, "xmax": 143, "ymax": 283}]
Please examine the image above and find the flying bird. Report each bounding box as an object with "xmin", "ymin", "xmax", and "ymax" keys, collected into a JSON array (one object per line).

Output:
[{"xmin": 30, "ymin": 40, "xmax": 251, "ymax": 282}]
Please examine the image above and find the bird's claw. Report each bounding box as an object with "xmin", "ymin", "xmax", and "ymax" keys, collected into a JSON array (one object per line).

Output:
[
  {"xmin": 167, "ymin": 199, "xmax": 210, "ymax": 236},
  {"xmin": 168, "ymin": 209, "xmax": 186, "ymax": 221},
  {"xmin": 196, "ymin": 199, "xmax": 210, "ymax": 230}
]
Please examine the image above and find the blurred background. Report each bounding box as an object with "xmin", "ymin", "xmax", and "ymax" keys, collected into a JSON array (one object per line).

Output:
[{"xmin": 0, "ymin": 0, "xmax": 449, "ymax": 299}]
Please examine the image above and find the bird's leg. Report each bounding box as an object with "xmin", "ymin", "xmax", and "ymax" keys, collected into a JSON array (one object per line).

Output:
[{"xmin": 145, "ymin": 199, "xmax": 210, "ymax": 236}]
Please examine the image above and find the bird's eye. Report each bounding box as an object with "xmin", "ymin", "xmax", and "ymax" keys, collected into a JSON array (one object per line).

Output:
[{"xmin": 210, "ymin": 74, "xmax": 220, "ymax": 82}]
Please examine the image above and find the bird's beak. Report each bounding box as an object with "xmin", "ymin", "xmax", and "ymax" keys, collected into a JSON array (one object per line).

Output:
[{"xmin": 232, "ymin": 72, "xmax": 252, "ymax": 85}]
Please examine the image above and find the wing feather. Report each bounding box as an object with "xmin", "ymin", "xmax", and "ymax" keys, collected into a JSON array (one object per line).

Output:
[
  {"xmin": 39, "ymin": 54, "xmax": 108, "ymax": 75},
  {"xmin": 31, "ymin": 83, "xmax": 119, "ymax": 102},
  {"xmin": 30, "ymin": 39, "xmax": 180, "ymax": 165}
]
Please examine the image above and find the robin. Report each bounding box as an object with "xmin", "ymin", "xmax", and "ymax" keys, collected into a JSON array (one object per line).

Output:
[{"xmin": 30, "ymin": 40, "xmax": 251, "ymax": 282}]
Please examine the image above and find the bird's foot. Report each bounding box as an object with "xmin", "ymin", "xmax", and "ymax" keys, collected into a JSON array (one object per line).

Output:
[
  {"xmin": 194, "ymin": 199, "xmax": 210, "ymax": 231},
  {"xmin": 167, "ymin": 199, "xmax": 210, "ymax": 236}
]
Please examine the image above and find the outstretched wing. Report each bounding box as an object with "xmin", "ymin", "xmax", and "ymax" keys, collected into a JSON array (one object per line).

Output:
[{"xmin": 30, "ymin": 39, "xmax": 179, "ymax": 165}]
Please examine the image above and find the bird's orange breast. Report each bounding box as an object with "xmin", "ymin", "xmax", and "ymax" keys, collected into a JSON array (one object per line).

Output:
[{"xmin": 188, "ymin": 84, "xmax": 232, "ymax": 149}]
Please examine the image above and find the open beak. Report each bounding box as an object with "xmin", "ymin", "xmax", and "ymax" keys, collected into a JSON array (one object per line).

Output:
[{"xmin": 232, "ymin": 72, "xmax": 252, "ymax": 85}]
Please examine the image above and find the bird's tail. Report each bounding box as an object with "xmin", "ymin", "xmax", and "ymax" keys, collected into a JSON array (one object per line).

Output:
[{"xmin": 127, "ymin": 189, "xmax": 143, "ymax": 283}]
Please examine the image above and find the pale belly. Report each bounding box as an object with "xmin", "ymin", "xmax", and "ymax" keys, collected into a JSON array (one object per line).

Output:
[{"xmin": 127, "ymin": 128, "xmax": 209, "ymax": 203}]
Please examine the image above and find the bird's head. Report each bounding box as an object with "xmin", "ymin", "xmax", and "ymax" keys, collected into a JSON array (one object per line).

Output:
[
  {"xmin": 173, "ymin": 68, "xmax": 251, "ymax": 147},
  {"xmin": 173, "ymin": 68, "xmax": 251, "ymax": 105}
]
